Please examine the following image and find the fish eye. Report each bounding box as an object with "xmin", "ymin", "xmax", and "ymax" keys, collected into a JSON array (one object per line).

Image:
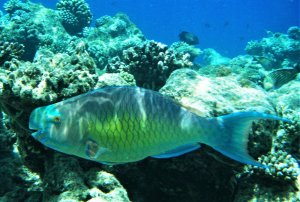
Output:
[{"xmin": 53, "ymin": 116, "xmax": 61, "ymax": 123}]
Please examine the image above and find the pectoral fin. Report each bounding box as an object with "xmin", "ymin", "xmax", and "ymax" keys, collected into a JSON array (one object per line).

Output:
[
  {"xmin": 85, "ymin": 139, "xmax": 108, "ymax": 159},
  {"xmin": 151, "ymin": 144, "xmax": 200, "ymax": 158}
]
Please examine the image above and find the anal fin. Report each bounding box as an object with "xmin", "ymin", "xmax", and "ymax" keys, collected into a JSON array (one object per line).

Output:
[{"xmin": 152, "ymin": 144, "xmax": 200, "ymax": 158}]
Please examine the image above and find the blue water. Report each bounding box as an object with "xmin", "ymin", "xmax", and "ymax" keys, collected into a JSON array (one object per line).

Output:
[{"xmin": 1, "ymin": 0, "xmax": 299, "ymax": 57}]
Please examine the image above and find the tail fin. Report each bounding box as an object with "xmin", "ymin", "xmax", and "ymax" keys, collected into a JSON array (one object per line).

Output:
[{"xmin": 207, "ymin": 112, "xmax": 290, "ymax": 168}]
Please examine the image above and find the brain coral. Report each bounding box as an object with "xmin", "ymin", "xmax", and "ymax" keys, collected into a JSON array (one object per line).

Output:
[
  {"xmin": 56, "ymin": 0, "xmax": 92, "ymax": 35},
  {"xmin": 106, "ymin": 40, "xmax": 193, "ymax": 90}
]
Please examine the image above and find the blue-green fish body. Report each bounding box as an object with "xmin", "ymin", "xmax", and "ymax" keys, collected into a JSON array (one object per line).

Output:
[{"xmin": 29, "ymin": 86, "xmax": 288, "ymax": 166}]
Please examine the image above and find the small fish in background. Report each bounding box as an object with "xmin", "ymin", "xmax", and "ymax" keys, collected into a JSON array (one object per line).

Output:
[
  {"xmin": 204, "ymin": 23, "xmax": 211, "ymax": 28},
  {"xmin": 224, "ymin": 21, "xmax": 229, "ymax": 27},
  {"xmin": 179, "ymin": 31, "xmax": 199, "ymax": 45},
  {"xmin": 29, "ymin": 86, "xmax": 289, "ymax": 167},
  {"xmin": 253, "ymin": 56, "xmax": 274, "ymax": 69},
  {"xmin": 263, "ymin": 65, "xmax": 299, "ymax": 90}
]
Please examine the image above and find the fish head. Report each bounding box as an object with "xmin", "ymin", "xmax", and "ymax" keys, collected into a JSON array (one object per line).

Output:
[{"xmin": 29, "ymin": 102, "xmax": 84, "ymax": 154}]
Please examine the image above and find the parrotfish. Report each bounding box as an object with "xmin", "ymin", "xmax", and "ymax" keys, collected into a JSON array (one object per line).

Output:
[{"xmin": 29, "ymin": 86, "xmax": 288, "ymax": 167}]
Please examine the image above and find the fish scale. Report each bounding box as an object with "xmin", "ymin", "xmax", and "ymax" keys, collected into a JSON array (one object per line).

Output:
[
  {"xmin": 87, "ymin": 89, "xmax": 189, "ymax": 162},
  {"xmin": 29, "ymin": 86, "xmax": 289, "ymax": 166}
]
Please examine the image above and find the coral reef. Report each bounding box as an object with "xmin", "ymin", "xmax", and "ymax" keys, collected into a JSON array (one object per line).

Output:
[
  {"xmin": 3, "ymin": 0, "xmax": 31, "ymax": 15},
  {"xmin": 0, "ymin": 0, "xmax": 299, "ymax": 201},
  {"xmin": 107, "ymin": 40, "xmax": 193, "ymax": 90},
  {"xmin": 96, "ymin": 72, "xmax": 136, "ymax": 88},
  {"xmin": 235, "ymin": 150, "xmax": 300, "ymax": 202},
  {"xmin": 233, "ymin": 60, "xmax": 300, "ymax": 202},
  {"xmin": 287, "ymin": 26, "xmax": 300, "ymax": 40},
  {"xmin": 270, "ymin": 80, "xmax": 300, "ymax": 161},
  {"xmin": 169, "ymin": 41, "xmax": 202, "ymax": 61},
  {"xmin": 42, "ymin": 154, "xmax": 129, "ymax": 202},
  {"xmin": 160, "ymin": 68, "xmax": 275, "ymax": 117},
  {"xmin": 198, "ymin": 51, "xmax": 267, "ymax": 88},
  {"xmin": 83, "ymin": 13, "xmax": 145, "ymax": 69},
  {"xmin": 1, "ymin": 42, "xmax": 97, "ymax": 104},
  {"xmin": 244, "ymin": 150, "xmax": 299, "ymax": 182},
  {"xmin": 245, "ymin": 27, "xmax": 300, "ymax": 70},
  {"xmin": 56, "ymin": 0, "xmax": 92, "ymax": 35},
  {"xmin": 0, "ymin": 0, "xmax": 73, "ymax": 60},
  {"xmin": 0, "ymin": 41, "xmax": 24, "ymax": 66},
  {"xmin": 0, "ymin": 42, "xmax": 99, "ymax": 171},
  {"xmin": 0, "ymin": 113, "xmax": 43, "ymax": 201}
]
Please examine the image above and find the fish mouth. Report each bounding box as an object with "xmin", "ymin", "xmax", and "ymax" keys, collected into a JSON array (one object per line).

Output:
[
  {"xmin": 29, "ymin": 121, "xmax": 49, "ymax": 143},
  {"xmin": 29, "ymin": 107, "xmax": 45, "ymax": 141},
  {"xmin": 30, "ymin": 129, "xmax": 49, "ymax": 144},
  {"xmin": 29, "ymin": 124, "xmax": 43, "ymax": 139}
]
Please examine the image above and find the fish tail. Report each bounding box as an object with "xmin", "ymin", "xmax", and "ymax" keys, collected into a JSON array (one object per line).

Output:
[{"xmin": 206, "ymin": 112, "xmax": 290, "ymax": 168}]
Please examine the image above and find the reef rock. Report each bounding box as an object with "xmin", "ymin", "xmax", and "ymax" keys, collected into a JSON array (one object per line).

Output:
[
  {"xmin": 42, "ymin": 154, "xmax": 129, "ymax": 202},
  {"xmin": 160, "ymin": 68, "xmax": 274, "ymax": 117},
  {"xmin": 83, "ymin": 13, "xmax": 146, "ymax": 69},
  {"xmin": 202, "ymin": 48, "xmax": 230, "ymax": 66}
]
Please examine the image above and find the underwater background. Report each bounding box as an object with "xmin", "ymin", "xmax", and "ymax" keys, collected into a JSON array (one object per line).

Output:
[
  {"xmin": 0, "ymin": 0, "xmax": 299, "ymax": 201},
  {"xmin": 0, "ymin": 0, "xmax": 299, "ymax": 57}
]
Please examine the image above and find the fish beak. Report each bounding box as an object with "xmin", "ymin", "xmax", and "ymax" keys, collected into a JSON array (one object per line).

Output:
[
  {"xmin": 29, "ymin": 107, "xmax": 49, "ymax": 143},
  {"xmin": 29, "ymin": 109, "xmax": 41, "ymax": 131},
  {"xmin": 31, "ymin": 129, "xmax": 42, "ymax": 139}
]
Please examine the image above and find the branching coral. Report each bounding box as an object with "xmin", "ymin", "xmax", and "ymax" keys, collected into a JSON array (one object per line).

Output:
[
  {"xmin": 56, "ymin": 0, "xmax": 92, "ymax": 35},
  {"xmin": 106, "ymin": 40, "xmax": 193, "ymax": 90},
  {"xmin": 243, "ymin": 150, "xmax": 299, "ymax": 182}
]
